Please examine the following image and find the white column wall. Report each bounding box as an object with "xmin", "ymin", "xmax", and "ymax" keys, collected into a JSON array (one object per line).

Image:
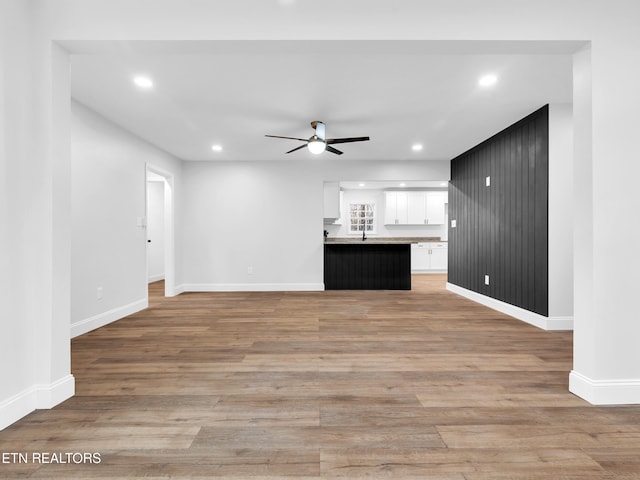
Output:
[
  {"xmin": 0, "ymin": 0, "xmax": 41, "ymax": 429},
  {"xmin": 569, "ymin": 30, "xmax": 640, "ymax": 402}
]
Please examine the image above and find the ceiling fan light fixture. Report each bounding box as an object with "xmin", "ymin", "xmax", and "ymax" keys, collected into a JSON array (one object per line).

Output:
[{"xmin": 308, "ymin": 140, "xmax": 326, "ymax": 154}]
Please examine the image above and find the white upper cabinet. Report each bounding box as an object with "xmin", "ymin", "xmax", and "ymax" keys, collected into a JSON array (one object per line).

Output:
[
  {"xmin": 384, "ymin": 191, "xmax": 408, "ymax": 225},
  {"xmin": 386, "ymin": 190, "xmax": 447, "ymax": 225},
  {"xmin": 425, "ymin": 191, "xmax": 446, "ymax": 225},
  {"xmin": 323, "ymin": 182, "xmax": 341, "ymax": 220},
  {"xmin": 407, "ymin": 192, "xmax": 427, "ymax": 224}
]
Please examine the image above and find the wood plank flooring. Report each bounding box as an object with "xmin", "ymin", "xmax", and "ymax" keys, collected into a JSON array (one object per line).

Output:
[{"xmin": 2, "ymin": 275, "xmax": 640, "ymax": 479}]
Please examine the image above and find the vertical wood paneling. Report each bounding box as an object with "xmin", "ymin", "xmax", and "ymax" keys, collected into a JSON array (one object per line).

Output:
[
  {"xmin": 448, "ymin": 105, "xmax": 549, "ymax": 316},
  {"xmin": 324, "ymin": 244, "xmax": 411, "ymax": 290}
]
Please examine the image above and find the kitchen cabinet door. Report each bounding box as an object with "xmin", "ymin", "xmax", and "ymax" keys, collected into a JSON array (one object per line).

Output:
[
  {"xmin": 411, "ymin": 243, "xmax": 430, "ymax": 270},
  {"xmin": 407, "ymin": 192, "xmax": 426, "ymax": 224},
  {"xmin": 396, "ymin": 192, "xmax": 408, "ymax": 224},
  {"xmin": 429, "ymin": 242, "xmax": 448, "ymax": 270},
  {"xmin": 384, "ymin": 192, "xmax": 408, "ymax": 225},
  {"xmin": 323, "ymin": 182, "xmax": 341, "ymax": 220},
  {"xmin": 425, "ymin": 191, "xmax": 446, "ymax": 225},
  {"xmin": 384, "ymin": 192, "xmax": 398, "ymax": 225}
]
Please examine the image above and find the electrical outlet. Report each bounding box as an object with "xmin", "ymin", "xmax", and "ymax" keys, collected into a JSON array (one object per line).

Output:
[
  {"xmin": 484, "ymin": 275, "xmax": 490, "ymax": 286},
  {"xmin": 247, "ymin": 266, "xmax": 253, "ymax": 276},
  {"xmin": 97, "ymin": 286, "xmax": 103, "ymax": 300}
]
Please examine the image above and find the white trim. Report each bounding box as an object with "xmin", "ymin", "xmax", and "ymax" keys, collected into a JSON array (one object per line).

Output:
[
  {"xmin": 181, "ymin": 283, "xmax": 325, "ymax": 293},
  {"xmin": 148, "ymin": 273, "xmax": 165, "ymax": 283},
  {"xmin": 70, "ymin": 298, "xmax": 147, "ymax": 338},
  {"xmin": 446, "ymin": 282, "xmax": 573, "ymax": 331},
  {"xmin": 0, "ymin": 387, "xmax": 37, "ymax": 431},
  {"xmin": 570, "ymin": 370, "xmax": 640, "ymax": 405},
  {"xmin": 36, "ymin": 374, "xmax": 75, "ymax": 409},
  {"xmin": 1, "ymin": 375, "xmax": 75, "ymax": 431}
]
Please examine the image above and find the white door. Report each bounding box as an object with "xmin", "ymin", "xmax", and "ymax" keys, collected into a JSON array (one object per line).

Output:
[{"xmin": 147, "ymin": 180, "xmax": 165, "ymax": 282}]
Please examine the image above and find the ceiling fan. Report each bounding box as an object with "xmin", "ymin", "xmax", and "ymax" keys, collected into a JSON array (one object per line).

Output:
[{"xmin": 265, "ymin": 121, "xmax": 370, "ymax": 155}]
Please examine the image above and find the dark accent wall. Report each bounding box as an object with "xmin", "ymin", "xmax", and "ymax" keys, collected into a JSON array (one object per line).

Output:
[{"xmin": 448, "ymin": 105, "xmax": 549, "ymax": 316}]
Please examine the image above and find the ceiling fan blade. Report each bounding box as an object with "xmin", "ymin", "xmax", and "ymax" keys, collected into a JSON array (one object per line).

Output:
[
  {"xmin": 326, "ymin": 136, "xmax": 370, "ymax": 145},
  {"xmin": 286, "ymin": 144, "xmax": 309, "ymax": 154},
  {"xmin": 325, "ymin": 145, "xmax": 343, "ymax": 155},
  {"xmin": 265, "ymin": 135, "xmax": 309, "ymax": 142}
]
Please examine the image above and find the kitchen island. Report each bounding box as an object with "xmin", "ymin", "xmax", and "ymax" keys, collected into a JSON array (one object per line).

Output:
[{"xmin": 324, "ymin": 241, "xmax": 412, "ymax": 290}]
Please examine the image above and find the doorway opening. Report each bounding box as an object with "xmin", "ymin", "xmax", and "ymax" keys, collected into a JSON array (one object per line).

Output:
[{"xmin": 146, "ymin": 165, "xmax": 176, "ymax": 299}]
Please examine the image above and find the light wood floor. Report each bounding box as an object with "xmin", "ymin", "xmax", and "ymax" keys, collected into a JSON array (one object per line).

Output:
[{"xmin": 2, "ymin": 275, "xmax": 640, "ymax": 479}]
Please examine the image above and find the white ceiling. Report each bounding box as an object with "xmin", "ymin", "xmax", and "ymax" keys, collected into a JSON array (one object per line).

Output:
[{"xmin": 69, "ymin": 41, "xmax": 573, "ymax": 163}]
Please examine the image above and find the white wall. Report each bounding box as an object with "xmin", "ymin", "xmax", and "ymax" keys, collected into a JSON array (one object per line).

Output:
[
  {"xmin": 147, "ymin": 180, "xmax": 165, "ymax": 282},
  {"xmin": 548, "ymin": 104, "xmax": 574, "ymax": 321},
  {"xmin": 0, "ymin": 0, "xmax": 41, "ymax": 429},
  {"xmin": 326, "ymin": 189, "xmax": 448, "ymax": 239},
  {"xmin": 70, "ymin": 100, "xmax": 182, "ymax": 337},
  {"xmin": 181, "ymin": 159, "xmax": 449, "ymax": 291}
]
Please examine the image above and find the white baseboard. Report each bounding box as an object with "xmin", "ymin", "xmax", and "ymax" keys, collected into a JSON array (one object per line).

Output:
[
  {"xmin": 1, "ymin": 374, "xmax": 75, "ymax": 431},
  {"xmin": 446, "ymin": 282, "xmax": 573, "ymax": 331},
  {"xmin": 148, "ymin": 274, "xmax": 165, "ymax": 283},
  {"xmin": 570, "ymin": 370, "xmax": 640, "ymax": 405},
  {"xmin": 181, "ymin": 283, "xmax": 325, "ymax": 293},
  {"xmin": 71, "ymin": 298, "xmax": 148, "ymax": 338}
]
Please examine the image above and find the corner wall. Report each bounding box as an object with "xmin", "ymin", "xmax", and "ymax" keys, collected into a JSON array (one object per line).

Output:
[{"xmin": 448, "ymin": 106, "xmax": 550, "ymax": 316}]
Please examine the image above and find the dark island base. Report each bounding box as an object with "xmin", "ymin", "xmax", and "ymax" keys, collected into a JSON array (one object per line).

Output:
[{"xmin": 324, "ymin": 243, "xmax": 411, "ymax": 290}]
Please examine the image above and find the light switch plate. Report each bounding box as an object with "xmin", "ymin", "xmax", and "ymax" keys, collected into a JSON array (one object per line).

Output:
[
  {"xmin": 451, "ymin": 219, "xmax": 456, "ymax": 228},
  {"xmin": 484, "ymin": 275, "xmax": 490, "ymax": 286},
  {"xmin": 485, "ymin": 176, "xmax": 491, "ymax": 187}
]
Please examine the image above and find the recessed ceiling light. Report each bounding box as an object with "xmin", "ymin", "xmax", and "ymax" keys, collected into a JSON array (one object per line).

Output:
[
  {"xmin": 412, "ymin": 144, "xmax": 423, "ymax": 152},
  {"xmin": 478, "ymin": 74, "xmax": 498, "ymax": 87},
  {"xmin": 358, "ymin": 183, "xmax": 366, "ymax": 187},
  {"xmin": 399, "ymin": 183, "xmax": 406, "ymax": 187},
  {"xmin": 440, "ymin": 182, "xmax": 447, "ymax": 186},
  {"xmin": 133, "ymin": 76, "xmax": 154, "ymax": 89},
  {"xmin": 211, "ymin": 144, "xmax": 223, "ymax": 152}
]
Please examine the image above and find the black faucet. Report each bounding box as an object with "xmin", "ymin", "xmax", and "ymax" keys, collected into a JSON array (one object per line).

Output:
[{"xmin": 362, "ymin": 229, "xmax": 367, "ymax": 241}]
